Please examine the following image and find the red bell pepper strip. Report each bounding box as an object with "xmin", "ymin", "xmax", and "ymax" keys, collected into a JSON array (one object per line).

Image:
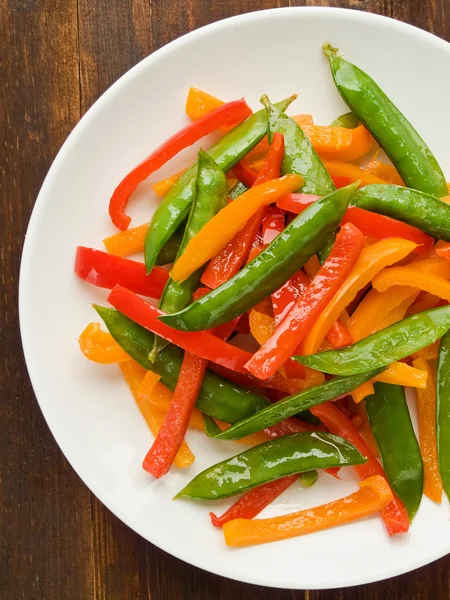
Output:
[
  {"xmin": 326, "ymin": 319, "xmax": 353, "ymax": 348},
  {"xmin": 311, "ymin": 401, "xmax": 409, "ymax": 536},
  {"xmin": 278, "ymin": 195, "xmax": 434, "ymax": 254},
  {"xmin": 341, "ymin": 206, "xmax": 434, "ymax": 255},
  {"xmin": 143, "ymin": 352, "xmax": 207, "ymax": 478},
  {"xmin": 332, "ymin": 175, "xmax": 353, "ymax": 189},
  {"xmin": 272, "ymin": 270, "xmax": 310, "ymax": 324},
  {"xmin": 261, "ymin": 207, "xmax": 285, "ymax": 246},
  {"xmin": 108, "ymin": 285, "xmax": 252, "ymax": 373},
  {"xmin": 210, "ymin": 475, "xmax": 298, "ymax": 527},
  {"xmin": 109, "ymin": 98, "xmax": 252, "ymax": 230},
  {"xmin": 246, "ymin": 223, "xmax": 365, "ymax": 380},
  {"xmin": 436, "ymin": 243, "xmax": 450, "ymax": 260},
  {"xmin": 74, "ymin": 246, "xmax": 168, "ymax": 298},
  {"xmin": 201, "ymin": 133, "xmax": 285, "ymax": 289},
  {"xmin": 231, "ymin": 161, "xmax": 258, "ymax": 187}
]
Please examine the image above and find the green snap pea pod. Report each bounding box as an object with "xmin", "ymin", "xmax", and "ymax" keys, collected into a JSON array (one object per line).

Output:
[
  {"xmin": 229, "ymin": 180, "xmax": 248, "ymax": 199},
  {"xmin": 262, "ymin": 95, "xmax": 334, "ymax": 195},
  {"xmin": 324, "ymin": 43, "xmax": 447, "ymax": 198},
  {"xmin": 366, "ymin": 383, "xmax": 423, "ymax": 520},
  {"xmin": 94, "ymin": 306, "xmax": 268, "ymax": 423},
  {"xmin": 144, "ymin": 97, "xmax": 295, "ymax": 273},
  {"xmin": 318, "ymin": 231, "xmax": 336, "ymax": 264},
  {"xmin": 296, "ymin": 306, "xmax": 450, "ymax": 376},
  {"xmin": 300, "ymin": 470, "xmax": 319, "ymax": 487},
  {"xmin": 175, "ymin": 432, "xmax": 366, "ymax": 500},
  {"xmin": 154, "ymin": 228, "xmax": 183, "ymax": 266},
  {"xmin": 436, "ymin": 329, "xmax": 450, "ymax": 501},
  {"xmin": 152, "ymin": 150, "xmax": 228, "ymax": 358},
  {"xmin": 330, "ymin": 112, "xmax": 359, "ymax": 128},
  {"xmin": 160, "ymin": 183, "xmax": 357, "ymax": 332},
  {"xmin": 352, "ymin": 185, "xmax": 450, "ymax": 241},
  {"xmin": 204, "ymin": 369, "xmax": 382, "ymax": 440}
]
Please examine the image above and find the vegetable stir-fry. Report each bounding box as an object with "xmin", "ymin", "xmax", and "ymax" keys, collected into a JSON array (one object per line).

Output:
[{"xmin": 75, "ymin": 44, "xmax": 450, "ymax": 548}]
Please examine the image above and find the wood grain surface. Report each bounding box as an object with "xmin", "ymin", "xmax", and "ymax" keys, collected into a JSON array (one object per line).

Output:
[{"xmin": 2, "ymin": 0, "xmax": 450, "ymax": 598}]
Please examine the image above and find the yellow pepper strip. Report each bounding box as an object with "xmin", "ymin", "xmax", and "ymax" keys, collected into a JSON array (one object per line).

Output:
[
  {"xmin": 186, "ymin": 87, "xmax": 224, "ymax": 120},
  {"xmin": 79, "ymin": 322, "xmax": 131, "ymax": 364},
  {"xmin": 321, "ymin": 159, "xmax": 388, "ymax": 186},
  {"xmin": 138, "ymin": 369, "xmax": 270, "ymax": 447},
  {"xmin": 412, "ymin": 341, "xmax": 440, "ymax": 361},
  {"xmin": 170, "ymin": 174, "xmax": 304, "ymax": 283},
  {"xmin": 120, "ymin": 361, "xmax": 195, "ymax": 468},
  {"xmin": 348, "ymin": 287, "xmax": 419, "ymax": 342},
  {"xmin": 352, "ymin": 382, "xmax": 375, "ymax": 404},
  {"xmin": 407, "ymin": 292, "xmax": 441, "ymax": 317},
  {"xmin": 411, "ymin": 256, "xmax": 450, "ymax": 279},
  {"xmin": 365, "ymin": 160, "xmax": 404, "ymax": 186},
  {"xmin": 377, "ymin": 362, "xmax": 427, "ymax": 388},
  {"xmin": 372, "ymin": 266, "xmax": 450, "ymax": 303},
  {"xmin": 152, "ymin": 168, "xmax": 186, "ymax": 197},
  {"xmin": 103, "ymin": 222, "xmax": 148, "ymax": 257},
  {"xmin": 413, "ymin": 358, "xmax": 443, "ymax": 503},
  {"xmin": 372, "ymin": 294, "xmax": 420, "ymax": 333},
  {"xmin": 302, "ymin": 124, "xmax": 374, "ymax": 162},
  {"xmin": 223, "ymin": 475, "xmax": 393, "ymax": 547},
  {"xmin": 302, "ymin": 238, "xmax": 417, "ymax": 355}
]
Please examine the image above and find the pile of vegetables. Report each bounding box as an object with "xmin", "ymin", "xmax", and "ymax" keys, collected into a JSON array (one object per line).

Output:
[{"xmin": 75, "ymin": 43, "xmax": 450, "ymax": 547}]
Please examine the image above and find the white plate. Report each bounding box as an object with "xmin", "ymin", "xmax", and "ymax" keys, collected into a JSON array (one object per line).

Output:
[{"xmin": 20, "ymin": 7, "xmax": 450, "ymax": 590}]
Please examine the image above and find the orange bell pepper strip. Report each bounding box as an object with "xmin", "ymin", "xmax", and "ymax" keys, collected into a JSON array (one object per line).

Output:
[
  {"xmin": 412, "ymin": 256, "xmax": 450, "ymax": 279},
  {"xmin": 412, "ymin": 340, "xmax": 440, "ymax": 361},
  {"xmin": 301, "ymin": 238, "xmax": 417, "ymax": 355},
  {"xmin": 351, "ymin": 382, "xmax": 375, "ymax": 404},
  {"xmin": 120, "ymin": 361, "xmax": 194, "ymax": 468},
  {"xmin": 321, "ymin": 159, "xmax": 388, "ymax": 186},
  {"xmin": 79, "ymin": 322, "xmax": 131, "ymax": 364},
  {"xmin": 311, "ymin": 402, "xmax": 409, "ymax": 535},
  {"xmin": 142, "ymin": 352, "xmax": 207, "ymax": 478},
  {"xmin": 351, "ymin": 361, "xmax": 427, "ymax": 404},
  {"xmin": 407, "ymin": 293, "xmax": 442, "ymax": 316},
  {"xmin": 365, "ymin": 160, "xmax": 404, "ymax": 186},
  {"xmin": 201, "ymin": 133, "xmax": 286, "ymax": 289},
  {"xmin": 109, "ymin": 98, "xmax": 252, "ymax": 230},
  {"xmin": 170, "ymin": 174, "xmax": 303, "ymax": 283},
  {"xmin": 301, "ymin": 124, "xmax": 374, "ymax": 162},
  {"xmin": 413, "ymin": 358, "xmax": 443, "ymax": 503},
  {"xmin": 372, "ymin": 266, "xmax": 450, "ymax": 302},
  {"xmin": 152, "ymin": 169, "xmax": 186, "ymax": 197},
  {"xmin": 245, "ymin": 223, "xmax": 365, "ymax": 380},
  {"xmin": 186, "ymin": 87, "xmax": 224, "ymax": 120},
  {"xmin": 223, "ymin": 475, "xmax": 393, "ymax": 547},
  {"xmin": 435, "ymin": 242, "xmax": 450, "ymax": 260},
  {"xmin": 103, "ymin": 222, "xmax": 148, "ymax": 257}
]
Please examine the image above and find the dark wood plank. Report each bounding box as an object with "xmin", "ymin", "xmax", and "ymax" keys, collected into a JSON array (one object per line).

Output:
[{"xmin": 2, "ymin": 0, "xmax": 450, "ymax": 598}]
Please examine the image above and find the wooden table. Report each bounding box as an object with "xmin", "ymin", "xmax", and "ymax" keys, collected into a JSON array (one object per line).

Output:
[{"xmin": 2, "ymin": 0, "xmax": 450, "ymax": 598}]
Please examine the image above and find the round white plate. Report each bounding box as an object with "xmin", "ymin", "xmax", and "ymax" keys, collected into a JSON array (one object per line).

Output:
[{"xmin": 20, "ymin": 7, "xmax": 450, "ymax": 589}]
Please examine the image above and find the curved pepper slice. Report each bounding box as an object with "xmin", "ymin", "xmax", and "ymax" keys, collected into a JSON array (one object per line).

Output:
[
  {"xmin": 297, "ymin": 306, "xmax": 450, "ymax": 376},
  {"xmin": 413, "ymin": 357, "xmax": 443, "ymax": 503},
  {"xmin": 78, "ymin": 322, "xmax": 131, "ymax": 364},
  {"xmin": 322, "ymin": 159, "xmax": 387, "ymax": 186},
  {"xmin": 245, "ymin": 223, "xmax": 364, "ymax": 379},
  {"xmin": 365, "ymin": 160, "xmax": 404, "ymax": 186},
  {"xmin": 75, "ymin": 247, "xmax": 169, "ymax": 297},
  {"xmin": 366, "ymin": 383, "xmax": 423, "ymax": 520},
  {"xmin": 175, "ymin": 432, "xmax": 366, "ymax": 500},
  {"xmin": 311, "ymin": 402, "xmax": 409, "ymax": 536},
  {"xmin": 301, "ymin": 124, "xmax": 374, "ymax": 162},
  {"xmin": 170, "ymin": 174, "xmax": 303, "ymax": 283},
  {"xmin": 119, "ymin": 359, "xmax": 195, "ymax": 468},
  {"xmin": 372, "ymin": 266, "xmax": 450, "ymax": 302},
  {"xmin": 109, "ymin": 98, "xmax": 252, "ymax": 230},
  {"xmin": 301, "ymin": 238, "xmax": 417, "ymax": 355},
  {"xmin": 223, "ymin": 475, "xmax": 393, "ymax": 547}
]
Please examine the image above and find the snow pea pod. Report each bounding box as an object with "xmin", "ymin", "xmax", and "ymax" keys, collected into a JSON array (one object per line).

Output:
[
  {"xmin": 324, "ymin": 44, "xmax": 448, "ymax": 198},
  {"xmin": 175, "ymin": 432, "xmax": 366, "ymax": 500},
  {"xmin": 152, "ymin": 150, "xmax": 228, "ymax": 358},
  {"xmin": 330, "ymin": 112, "xmax": 359, "ymax": 128},
  {"xmin": 94, "ymin": 306, "xmax": 268, "ymax": 423},
  {"xmin": 436, "ymin": 329, "xmax": 450, "ymax": 501},
  {"xmin": 296, "ymin": 306, "xmax": 450, "ymax": 375},
  {"xmin": 154, "ymin": 228, "xmax": 183, "ymax": 266},
  {"xmin": 366, "ymin": 383, "xmax": 423, "ymax": 520},
  {"xmin": 159, "ymin": 183, "xmax": 357, "ymax": 332},
  {"xmin": 352, "ymin": 185, "xmax": 450, "ymax": 241},
  {"xmin": 263, "ymin": 95, "xmax": 334, "ymax": 195},
  {"xmin": 206, "ymin": 369, "xmax": 382, "ymax": 441},
  {"xmin": 144, "ymin": 97, "xmax": 295, "ymax": 273}
]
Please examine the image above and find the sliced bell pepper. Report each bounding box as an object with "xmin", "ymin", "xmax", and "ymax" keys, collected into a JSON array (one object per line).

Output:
[
  {"xmin": 407, "ymin": 293, "xmax": 443, "ymax": 317},
  {"xmin": 413, "ymin": 340, "xmax": 440, "ymax": 361},
  {"xmin": 201, "ymin": 133, "xmax": 285, "ymax": 289},
  {"xmin": 152, "ymin": 169, "xmax": 186, "ymax": 197},
  {"xmin": 78, "ymin": 322, "xmax": 131, "ymax": 364},
  {"xmin": 103, "ymin": 223, "xmax": 149, "ymax": 257},
  {"xmin": 108, "ymin": 285, "xmax": 253, "ymax": 373},
  {"xmin": 222, "ymin": 475, "xmax": 393, "ymax": 547},
  {"xmin": 185, "ymin": 87, "xmax": 224, "ymax": 120},
  {"xmin": 413, "ymin": 357, "xmax": 443, "ymax": 503},
  {"xmin": 142, "ymin": 352, "xmax": 207, "ymax": 477},
  {"xmin": 109, "ymin": 98, "xmax": 252, "ymax": 230},
  {"xmin": 435, "ymin": 242, "xmax": 450, "ymax": 261},
  {"xmin": 365, "ymin": 160, "xmax": 404, "ymax": 186},
  {"xmin": 246, "ymin": 223, "xmax": 365, "ymax": 379},
  {"xmin": 332, "ymin": 175, "xmax": 353, "ymax": 189},
  {"xmin": 271, "ymin": 269, "xmax": 310, "ymax": 324},
  {"xmin": 276, "ymin": 193, "xmax": 321, "ymax": 214},
  {"xmin": 322, "ymin": 159, "xmax": 388, "ymax": 186},
  {"xmin": 301, "ymin": 238, "xmax": 417, "ymax": 355},
  {"xmin": 311, "ymin": 402, "xmax": 409, "ymax": 535},
  {"xmin": 373, "ymin": 266, "xmax": 450, "ymax": 302},
  {"xmin": 231, "ymin": 161, "xmax": 258, "ymax": 187},
  {"xmin": 412, "ymin": 256, "xmax": 450, "ymax": 279},
  {"xmin": 300, "ymin": 123, "xmax": 374, "ymax": 162},
  {"xmin": 261, "ymin": 207, "xmax": 285, "ymax": 246},
  {"xmin": 352, "ymin": 362, "xmax": 428, "ymax": 404},
  {"xmin": 119, "ymin": 360, "xmax": 195, "ymax": 468},
  {"xmin": 75, "ymin": 246, "xmax": 169, "ymax": 297}
]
